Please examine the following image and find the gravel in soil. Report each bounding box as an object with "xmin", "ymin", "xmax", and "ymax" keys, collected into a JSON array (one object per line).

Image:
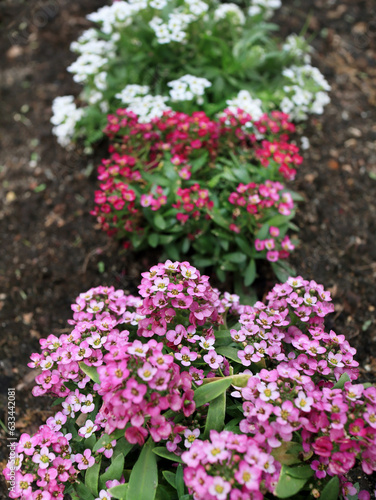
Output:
[{"xmin": 0, "ymin": 0, "xmax": 375, "ymax": 495}]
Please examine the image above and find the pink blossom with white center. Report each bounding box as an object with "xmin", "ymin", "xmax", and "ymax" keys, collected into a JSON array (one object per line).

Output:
[
  {"xmin": 257, "ymin": 382, "xmax": 279, "ymax": 402},
  {"xmin": 87, "ymin": 300, "xmax": 105, "ymax": 313},
  {"xmin": 230, "ymin": 329, "xmax": 246, "ymax": 342},
  {"xmin": 79, "ymin": 419, "xmax": 98, "ymax": 438},
  {"xmin": 206, "ymin": 442, "xmax": 229, "ymax": 464},
  {"xmin": 208, "ymin": 476, "xmax": 231, "ymax": 499},
  {"xmin": 180, "ymin": 264, "xmax": 198, "ymax": 280},
  {"xmin": 203, "ymin": 350, "xmax": 223, "ymax": 369},
  {"xmin": 151, "ymin": 277, "xmax": 170, "ymax": 292},
  {"xmin": 198, "ymin": 337, "xmax": 215, "ymax": 350},
  {"xmin": 303, "ymin": 292, "xmax": 317, "ymax": 306},
  {"xmin": 46, "ymin": 411, "xmax": 67, "ymax": 431},
  {"xmin": 364, "ymin": 406, "xmax": 376, "ymax": 428},
  {"xmin": 137, "ymin": 362, "xmax": 157, "ymax": 381},
  {"xmin": 164, "ymin": 259, "xmax": 179, "ymax": 271},
  {"xmin": 294, "ymin": 391, "xmax": 313, "ymax": 412},
  {"xmin": 87, "ymin": 333, "xmax": 107, "ymax": 349},
  {"xmin": 175, "ymin": 346, "xmax": 198, "ymax": 367},
  {"xmin": 81, "ymin": 394, "xmax": 95, "ymax": 413},
  {"xmin": 95, "ymin": 490, "xmax": 112, "ymax": 500},
  {"xmin": 32, "ymin": 446, "xmax": 56, "ymax": 469},
  {"xmin": 328, "ymin": 352, "xmax": 344, "ymax": 368},
  {"xmin": 235, "ymin": 461, "xmax": 261, "ymax": 489},
  {"xmin": 40, "ymin": 356, "xmax": 54, "ymax": 371},
  {"xmin": 237, "ymin": 345, "xmax": 256, "ymax": 367},
  {"xmin": 127, "ymin": 340, "xmax": 148, "ymax": 357},
  {"xmin": 184, "ymin": 428, "xmax": 200, "ymax": 448},
  {"xmin": 74, "ymin": 449, "xmax": 95, "ymax": 470}
]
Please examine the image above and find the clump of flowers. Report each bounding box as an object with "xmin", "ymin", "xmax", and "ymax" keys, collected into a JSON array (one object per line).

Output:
[
  {"xmin": 91, "ymin": 108, "xmax": 301, "ymax": 285},
  {"xmin": 50, "ymin": 0, "xmax": 330, "ymax": 147},
  {"xmin": 4, "ymin": 261, "xmax": 375, "ymax": 499}
]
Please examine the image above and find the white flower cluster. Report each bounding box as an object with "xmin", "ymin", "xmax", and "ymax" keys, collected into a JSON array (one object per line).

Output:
[
  {"xmin": 149, "ymin": 11, "xmax": 194, "ymax": 44},
  {"xmin": 168, "ymin": 74, "xmax": 211, "ymax": 103},
  {"xmin": 281, "ymin": 65, "xmax": 331, "ymax": 120},
  {"xmin": 68, "ymin": 28, "xmax": 118, "ymax": 84},
  {"xmin": 86, "ymin": 1, "xmax": 142, "ymax": 34},
  {"xmin": 282, "ymin": 34, "xmax": 312, "ymax": 64},
  {"xmin": 50, "ymin": 96, "xmax": 84, "ymax": 147},
  {"xmin": 248, "ymin": 0, "xmax": 281, "ymax": 19},
  {"xmin": 214, "ymin": 3, "xmax": 246, "ymax": 25},
  {"xmin": 226, "ymin": 90, "xmax": 264, "ymax": 120},
  {"xmin": 115, "ymin": 84, "xmax": 171, "ymax": 122}
]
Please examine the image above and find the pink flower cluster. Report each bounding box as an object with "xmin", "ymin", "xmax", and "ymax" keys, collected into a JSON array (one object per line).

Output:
[
  {"xmin": 182, "ymin": 430, "xmax": 278, "ymax": 500},
  {"xmin": 3, "ymin": 424, "xmax": 83, "ymax": 500},
  {"xmin": 239, "ymin": 369, "xmax": 376, "ymax": 479},
  {"xmin": 96, "ymin": 338, "xmax": 195, "ymax": 445},
  {"xmin": 234, "ymin": 276, "xmax": 359, "ymax": 382}
]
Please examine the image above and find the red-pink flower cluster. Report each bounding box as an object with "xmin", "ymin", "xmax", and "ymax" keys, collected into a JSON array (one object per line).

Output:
[
  {"xmin": 91, "ymin": 108, "xmax": 302, "ymax": 243},
  {"xmin": 228, "ymin": 180, "xmax": 296, "ymax": 262},
  {"xmin": 182, "ymin": 430, "xmax": 279, "ymax": 500}
]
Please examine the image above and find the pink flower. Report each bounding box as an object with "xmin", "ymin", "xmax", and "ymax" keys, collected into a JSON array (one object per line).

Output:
[
  {"xmin": 175, "ymin": 347, "xmax": 198, "ymax": 367},
  {"xmin": 32, "ymin": 446, "xmax": 56, "ymax": 469},
  {"xmin": 208, "ymin": 477, "xmax": 231, "ymax": 499},
  {"xmin": 294, "ymin": 391, "xmax": 313, "ymax": 412},
  {"xmin": 203, "ymin": 351, "xmax": 223, "ymax": 370},
  {"xmin": 74, "ymin": 449, "xmax": 95, "ymax": 470}
]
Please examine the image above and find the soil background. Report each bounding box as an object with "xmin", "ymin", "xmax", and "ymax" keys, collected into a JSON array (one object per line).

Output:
[{"xmin": 0, "ymin": 0, "xmax": 375, "ymax": 497}]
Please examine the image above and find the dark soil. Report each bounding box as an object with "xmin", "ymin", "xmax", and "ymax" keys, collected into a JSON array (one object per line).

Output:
[{"xmin": 0, "ymin": 0, "xmax": 375, "ymax": 497}]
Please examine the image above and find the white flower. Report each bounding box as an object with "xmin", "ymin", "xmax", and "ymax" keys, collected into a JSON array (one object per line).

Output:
[
  {"xmin": 214, "ymin": 4, "xmax": 246, "ymax": 25},
  {"xmin": 50, "ymin": 96, "xmax": 84, "ymax": 147},
  {"xmin": 248, "ymin": 0, "xmax": 281, "ymax": 19},
  {"xmin": 168, "ymin": 74, "xmax": 211, "ymax": 102},
  {"xmin": 226, "ymin": 90, "xmax": 264, "ymax": 120},
  {"xmin": 115, "ymin": 84, "xmax": 150, "ymax": 103}
]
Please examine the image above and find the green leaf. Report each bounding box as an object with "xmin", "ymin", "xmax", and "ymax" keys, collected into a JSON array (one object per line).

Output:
[
  {"xmin": 109, "ymin": 484, "xmax": 129, "ymax": 500},
  {"xmin": 148, "ymin": 233, "xmax": 159, "ymax": 248},
  {"xmin": 99, "ymin": 454, "xmax": 125, "ymax": 489},
  {"xmin": 153, "ymin": 213, "xmax": 166, "ymax": 230},
  {"xmin": 244, "ymin": 259, "xmax": 256, "ymax": 286},
  {"xmin": 127, "ymin": 441, "xmax": 158, "ymax": 500},
  {"xmin": 332, "ymin": 372, "xmax": 350, "ymax": 390},
  {"xmin": 112, "ymin": 438, "xmax": 134, "ymax": 460},
  {"xmin": 162, "ymin": 471, "xmax": 177, "ymax": 489},
  {"xmin": 191, "ymin": 152, "xmax": 209, "ymax": 173},
  {"xmin": 152, "ymin": 447, "xmax": 183, "ymax": 463},
  {"xmin": 285, "ymin": 464, "xmax": 314, "ymax": 479},
  {"xmin": 175, "ymin": 464, "xmax": 185, "ymax": 498},
  {"xmin": 275, "ymin": 465, "xmax": 309, "ymax": 498},
  {"xmin": 85, "ymin": 458, "xmax": 101, "ymax": 496},
  {"xmin": 203, "ymin": 391, "xmax": 226, "ymax": 439},
  {"xmin": 79, "ymin": 362, "xmax": 100, "ymax": 384},
  {"xmin": 270, "ymin": 261, "xmax": 293, "ymax": 283},
  {"xmin": 271, "ymin": 442, "xmax": 303, "ymax": 466},
  {"xmin": 224, "ymin": 418, "xmax": 241, "ymax": 433},
  {"xmin": 74, "ymin": 481, "xmax": 95, "ymax": 500},
  {"xmin": 320, "ymin": 476, "xmax": 340, "ymax": 500},
  {"xmin": 235, "ymin": 236, "xmax": 253, "ymax": 257},
  {"xmin": 224, "ymin": 252, "xmax": 247, "ymax": 264},
  {"xmin": 194, "ymin": 378, "xmax": 232, "ymax": 407},
  {"xmin": 216, "ymin": 346, "xmax": 243, "ymax": 364}
]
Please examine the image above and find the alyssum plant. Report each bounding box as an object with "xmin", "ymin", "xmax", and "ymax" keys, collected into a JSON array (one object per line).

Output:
[
  {"xmin": 50, "ymin": 0, "xmax": 331, "ymax": 147},
  {"xmin": 91, "ymin": 108, "xmax": 302, "ymax": 286},
  {"xmin": 4, "ymin": 260, "xmax": 376, "ymax": 500}
]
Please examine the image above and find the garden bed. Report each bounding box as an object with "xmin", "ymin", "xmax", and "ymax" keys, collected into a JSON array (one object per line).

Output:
[{"xmin": 0, "ymin": 0, "xmax": 376, "ymax": 496}]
